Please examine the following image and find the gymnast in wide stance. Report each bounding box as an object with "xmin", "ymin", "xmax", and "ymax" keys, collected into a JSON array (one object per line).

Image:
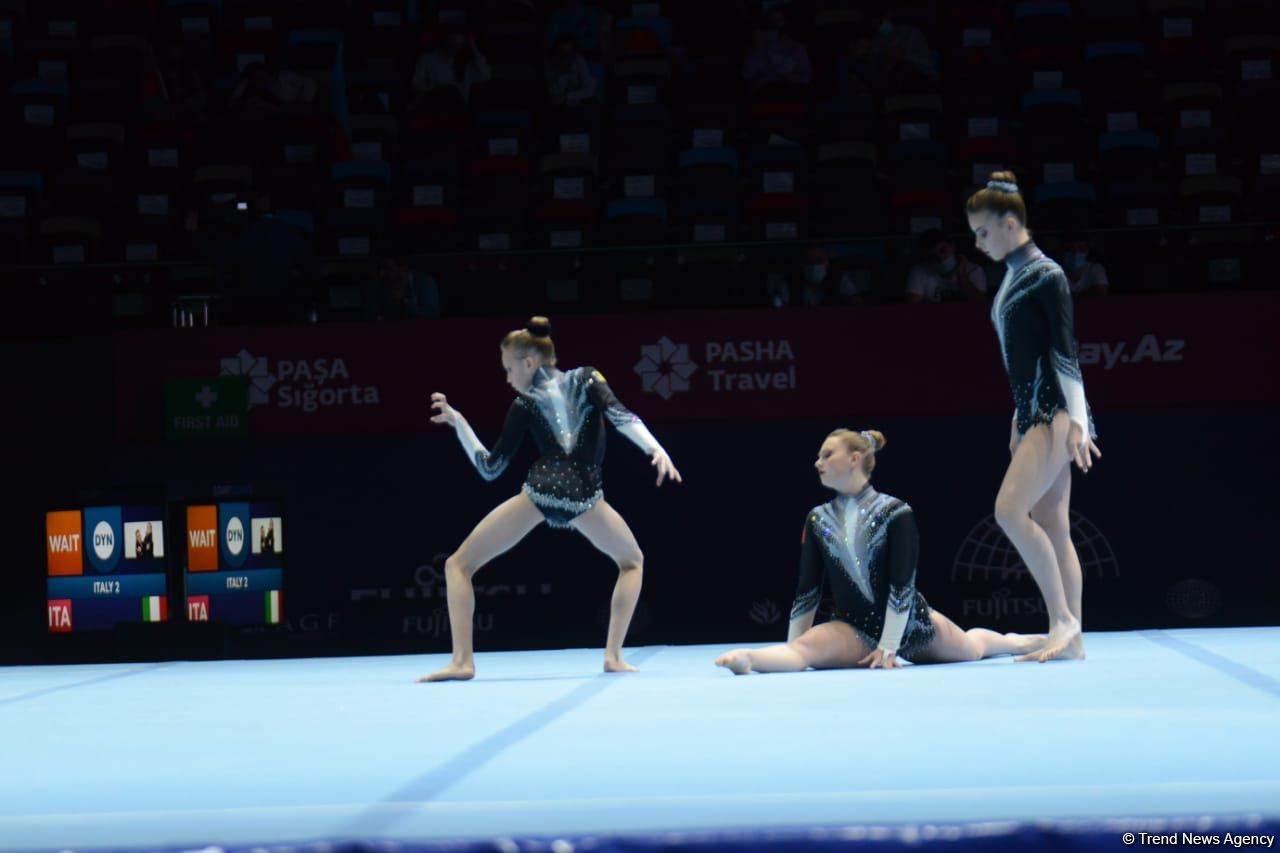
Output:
[{"xmin": 421, "ymin": 316, "xmax": 681, "ymax": 682}]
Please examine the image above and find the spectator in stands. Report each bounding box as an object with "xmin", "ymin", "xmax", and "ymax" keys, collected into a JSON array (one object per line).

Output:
[
  {"xmin": 546, "ymin": 0, "xmax": 612, "ymax": 60},
  {"xmin": 765, "ymin": 246, "xmax": 870, "ymax": 308},
  {"xmin": 229, "ymin": 60, "xmax": 318, "ymax": 116},
  {"xmin": 411, "ymin": 30, "xmax": 491, "ymax": 104},
  {"xmin": 804, "ymin": 245, "xmax": 872, "ymax": 306},
  {"xmin": 865, "ymin": 4, "xmax": 937, "ymax": 92},
  {"xmin": 178, "ymin": 207, "xmax": 217, "ymax": 262},
  {"xmin": 834, "ymin": 270, "xmax": 874, "ymax": 305},
  {"xmin": 743, "ymin": 8, "xmax": 813, "ymax": 91},
  {"xmin": 799, "ymin": 245, "xmax": 831, "ymax": 306},
  {"xmin": 212, "ymin": 190, "xmax": 317, "ymax": 323},
  {"xmin": 154, "ymin": 42, "xmax": 206, "ymax": 119},
  {"xmin": 825, "ymin": 34, "xmax": 874, "ymax": 97},
  {"xmin": 766, "ymin": 270, "xmax": 792, "ymax": 308},
  {"xmin": 546, "ymin": 36, "xmax": 598, "ymax": 106},
  {"xmin": 906, "ymin": 229, "xmax": 987, "ymax": 303},
  {"xmin": 371, "ymin": 257, "xmax": 442, "ymax": 320},
  {"xmin": 228, "ymin": 62, "xmax": 274, "ymax": 116},
  {"xmin": 1061, "ymin": 233, "xmax": 1110, "ymax": 297},
  {"xmin": 616, "ymin": 21, "xmax": 672, "ymax": 60}
]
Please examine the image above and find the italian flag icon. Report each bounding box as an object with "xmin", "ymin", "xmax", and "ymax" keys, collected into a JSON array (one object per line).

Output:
[
  {"xmin": 142, "ymin": 595, "xmax": 167, "ymax": 622},
  {"xmin": 265, "ymin": 589, "xmax": 282, "ymax": 624}
]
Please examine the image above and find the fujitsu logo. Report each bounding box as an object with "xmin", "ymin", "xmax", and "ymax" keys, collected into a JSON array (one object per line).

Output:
[{"xmin": 951, "ymin": 511, "xmax": 1120, "ymax": 624}]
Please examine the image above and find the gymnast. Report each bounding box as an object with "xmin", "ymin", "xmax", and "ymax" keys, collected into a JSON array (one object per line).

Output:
[
  {"xmin": 716, "ymin": 429, "xmax": 1043, "ymax": 673},
  {"xmin": 966, "ymin": 171, "xmax": 1101, "ymax": 662},
  {"xmin": 421, "ymin": 316, "xmax": 681, "ymax": 681}
]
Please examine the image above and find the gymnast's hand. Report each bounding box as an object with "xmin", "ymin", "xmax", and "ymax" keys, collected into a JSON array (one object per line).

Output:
[
  {"xmin": 651, "ymin": 449, "xmax": 683, "ymax": 487},
  {"xmin": 430, "ymin": 392, "xmax": 460, "ymax": 427},
  {"xmin": 1067, "ymin": 421, "xmax": 1101, "ymax": 473},
  {"xmin": 858, "ymin": 648, "xmax": 901, "ymax": 669}
]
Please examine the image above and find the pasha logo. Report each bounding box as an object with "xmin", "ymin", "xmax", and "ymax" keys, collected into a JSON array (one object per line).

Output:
[
  {"xmin": 219, "ymin": 349, "xmax": 275, "ymax": 406},
  {"xmin": 634, "ymin": 337, "xmax": 799, "ymax": 398},
  {"xmin": 634, "ymin": 338, "xmax": 697, "ymax": 400},
  {"xmin": 219, "ymin": 348, "xmax": 381, "ymax": 414},
  {"xmin": 704, "ymin": 339, "xmax": 797, "ymax": 392}
]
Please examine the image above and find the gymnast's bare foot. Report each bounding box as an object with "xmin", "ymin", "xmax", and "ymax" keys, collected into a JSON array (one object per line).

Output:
[
  {"xmin": 417, "ymin": 661, "xmax": 475, "ymax": 682},
  {"xmin": 1009, "ymin": 633, "xmax": 1047, "ymax": 656},
  {"xmin": 604, "ymin": 657, "xmax": 637, "ymax": 673},
  {"xmin": 1017, "ymin": 618, "xmax": 1082, "ymax": 663},
  {"xmin": 714, "ymin": 650, "xmax": 753, "ymax": 675}
]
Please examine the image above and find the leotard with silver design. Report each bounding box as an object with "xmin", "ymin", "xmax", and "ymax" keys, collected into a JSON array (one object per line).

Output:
[
  {"xmin": 451, "ymin": 366, "xmax": 665, "ymax": 527},
  {"xmin": 790, "ymin": 485, "xmax": 935, "ymax": 657},
  {"xmin": 991, "ymin": 241, "xmax": 1095, "ymax": 437}
]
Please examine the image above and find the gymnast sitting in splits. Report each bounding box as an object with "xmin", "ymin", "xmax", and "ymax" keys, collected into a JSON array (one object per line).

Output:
[
  {"xmin": 421, "ymin": 316, "xmax": 682, "ymax": 682},
  {"xmin": 716, "ymin": 429, "xmax": 1042, "ymax": 673}
]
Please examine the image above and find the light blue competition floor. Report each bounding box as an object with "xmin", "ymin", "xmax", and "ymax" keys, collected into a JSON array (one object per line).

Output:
[{"xmin": 2, "ymin": 629, "xmax": 1279, "ymax": 852}]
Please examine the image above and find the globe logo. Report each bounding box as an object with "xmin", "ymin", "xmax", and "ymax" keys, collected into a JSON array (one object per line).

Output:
[
  {"xmin": 952, "ymin": 510, "xmax": 1119, "ymax": 583},
  {"xmin": 951, "ymin": 511, "xmax": 1118, "ymax": 624}
]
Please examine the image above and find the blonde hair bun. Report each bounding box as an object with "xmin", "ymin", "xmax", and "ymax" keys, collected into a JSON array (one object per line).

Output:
[{"xmin": 526, "ymin": 316, "xmax": 552, "ymax": 337}]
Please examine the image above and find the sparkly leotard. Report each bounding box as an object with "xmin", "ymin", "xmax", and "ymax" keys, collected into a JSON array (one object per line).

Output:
[
  {"xmin": 790, "ymin": 486, "xmax": 935, "ymax": 657},
  {"xmin": 992, "ymin": 241, "xmax": 1094, "ymax": 436},
  {"xmin": 453, "ymin": 366, "xmax": 664, "ymax": 527}
]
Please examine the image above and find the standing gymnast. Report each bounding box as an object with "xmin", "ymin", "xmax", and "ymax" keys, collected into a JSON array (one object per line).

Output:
[
  {"xmin": 966, "ymin": 172, "xmax": 1101, "ymax": 662},
  {"xmin": 420, "ymin": 316, "xmax": 682, "ymax": 682},
  {"xmin": 715, "ymin": 429, "xmax": 1043, "ymax": 674}
]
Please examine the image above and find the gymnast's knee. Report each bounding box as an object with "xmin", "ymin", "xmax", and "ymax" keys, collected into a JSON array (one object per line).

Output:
[
  {"xmin": 445, "ymin": 553, "xmax": 477, "ymax": 581},
  {"xmin": 787, "ymin": 636, "xmax": 816, "ymax": 667},
  {"xmin": 993, "ymin": 494, "xmax": 1028, "ymax": 531},
  {"xmin": 618, "ymin": 551, "xmax": 643, "ymax": 573}
]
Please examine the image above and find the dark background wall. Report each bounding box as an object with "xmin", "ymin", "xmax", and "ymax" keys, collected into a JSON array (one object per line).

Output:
[{"xmin": 5, "ymin": 309, "xmax": 1277, "ymax": 664}]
